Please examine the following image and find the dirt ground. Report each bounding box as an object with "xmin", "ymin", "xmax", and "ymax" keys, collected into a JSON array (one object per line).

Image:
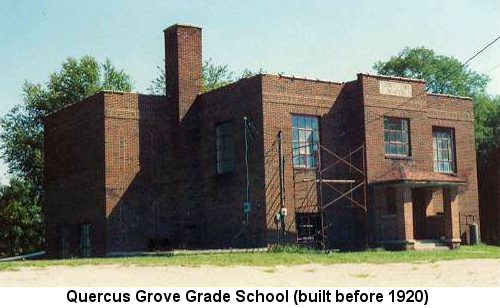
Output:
[{"xmin": 0, "ymin": 259, "xmax": 498, "ymax": 287}]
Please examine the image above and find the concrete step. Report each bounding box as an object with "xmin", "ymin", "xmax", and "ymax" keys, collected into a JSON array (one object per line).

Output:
[{"xmin": 414, "ymin": 240, "xmax": 449, "ymax": 251}]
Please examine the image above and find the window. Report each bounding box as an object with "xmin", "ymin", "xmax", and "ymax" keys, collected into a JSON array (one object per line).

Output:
[
  {"xmin": 384, "ymin": 117, "xmax": 410, "ymax": 157},
  {"xmin": 79, "ymin": 223, "xmax": 91, "ymax": 257},
  {"xmin": 292, "ymin": 115, "xmax": 319, "ymax": 167},
  {"xmin": 58, "ymin": 225, "xmax": 70, "ymax": 258},
  {"xmin": 215, "ymin": 121, "xmax": 235, "ymax": 174},
  {"xmin": 296, "ymin": 213, "xmax": 322, "ymax": 247},
  {"xmin": 433, "ymin": 128, "xmax": 456, "ymax": 173},
  {"xmin": 386, "ymin": 187, "xmax": 397, "ymax": 215}
]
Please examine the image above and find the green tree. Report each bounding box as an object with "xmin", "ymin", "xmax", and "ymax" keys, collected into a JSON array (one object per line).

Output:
[
  {"xmin": 1, "ymin": 56, "xmax": 132, "ymax": 196},
  {"xmin": 0, "ymin": 178, "xmax": 43, "ymax": 257},
  {"xmin": 147, "ymin": 64, "xmax": 166, "ymax": 95},
  {"xmin": 147, "ymin": 58, "xmax": 265, "ymax": 94},
  {"xmin": 0, "ymin": 56, "xmax": 132, "ymax": 256},
  {"xmin": 241, "ymin": 68, "xmax": 266, "ymax": 79},
  {"xmin": 474, "ymin": 94, "xmax": 500, "ymax": 160},
  {"xmin": 373, "ymin": 46, "xmax": 499, "ymax": 160},
  {"xmin": 373, "ymin": 47, "xmax": 490, "ymax": 97}
]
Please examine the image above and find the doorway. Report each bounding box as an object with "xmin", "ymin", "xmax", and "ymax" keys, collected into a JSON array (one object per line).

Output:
[
  {"xmin": 412, "ymin": 189, "xmax": 428, "ymax": 239},
  {"xmin": 412, "ymin": 188, "xmax": 445, "ymax": 240}
]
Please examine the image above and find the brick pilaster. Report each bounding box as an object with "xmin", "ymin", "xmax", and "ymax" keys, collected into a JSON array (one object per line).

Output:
[{"xmin": 396, "ymin": 186, "xmax": 414, "ymax": 243}]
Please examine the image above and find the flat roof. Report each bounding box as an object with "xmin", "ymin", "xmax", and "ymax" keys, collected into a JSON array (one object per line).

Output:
[
  {"xmin": 164, "ymin": 23, "xmax": 202, "ymax": 32},
  {"xmin": 44, "ymin": 90, "xmax": 164, "ymax": 118},
  {"xmin": 371, "ymin": 164, "xmax": 467, "ymax": 187},
  {"xmin": 262, "ymin": 73, "xmax": 344, "ymax": 85},
  {"xmin": 358, "ymin": 72, "xmax": 427, "ymax": 83},
  {"xmin": 427, "ymin": 92, "xmax": 473, "ymax": 100}
]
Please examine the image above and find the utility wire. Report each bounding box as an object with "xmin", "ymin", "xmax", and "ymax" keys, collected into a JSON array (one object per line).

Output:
[
  {"xmin": 170, "ymin": 35, "xmax": 500, "ymax": 203},
  {"xmin": 234, "ymin": 116, "xmax": 254, "ymax": 239},
  {"xmin": 357, "ymin": 34, "xmax": 500, "ymax": 131},
  {"xmin": 244, "ymin": 117, "xmax": 250, "ymax": 222}
]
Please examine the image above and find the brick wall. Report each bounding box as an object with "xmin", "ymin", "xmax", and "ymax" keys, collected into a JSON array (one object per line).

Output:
[
  {"xmin": 261, "ymin": 75, "xmax": 366, "ymax": 248},
  {"xmin": 164, "ymin": 24, "xmax": 206, "ymax": 249},
  {"xmin": 45, "ymin": 73, "xmax": 481, "ymax": 254},
  {"xmin": 360, "ymin": 74, "xmax": 479, "ymax": 243},
  {"xmin": 103, "ymin": 92, "xmax": 171, "ymax": 252},
  {"xmin": 45, "ymin": 92, "xmax": 172, "ymax": 256},
  {"xmin": 164, "ymin": 24, "xmax": 203, "ymax": 122},
  {"xmin": 45, "ymin": 24, "xmax": 482, "ymax": 254},
  {"xmin": 197, "ymin": 76, "xmax": 265, "ymax": 248},
  {"xmin": 44, "ymin": 93, "xmax": 106, "ymax": 257}
]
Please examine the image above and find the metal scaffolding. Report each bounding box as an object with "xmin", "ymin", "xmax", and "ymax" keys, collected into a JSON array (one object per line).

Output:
[{"xmin": 291, "ymin": 141, "xmax": 367, "ymax": 248}]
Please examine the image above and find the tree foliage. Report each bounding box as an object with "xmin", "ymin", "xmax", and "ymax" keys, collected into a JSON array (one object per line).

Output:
[
  {"xmin": 474, "ymin": 94, "xmax": 500, "ymax": 161},
  {"xmin": 1, "ymin": 56, "xmax": 132, "ymax": 196},
  {"xmin": 373, "ymin": 46, "xmax": 499, "ymax": 161},
  {"xmin": 0, "ymin": 178, "xmax": 42, "ymax": 257},
  {"xmin": 0, "ymin": 56, "xmax": 132, "ymax": 256},
  {"xmin": 374, "ymin": 47, "xmax": 490, "ymax": 97},
  {"xmin": 147, "ymin": 58, "xmax": 264, "ymax": 95}
]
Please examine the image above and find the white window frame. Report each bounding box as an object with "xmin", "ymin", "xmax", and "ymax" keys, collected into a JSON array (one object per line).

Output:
[
  {"xmin": 433, "ymin": 127, "xmax": 456, "ymax": 173},
  {"xmin": 384, "ymin": 117, "xmax": 410, "ymax": 157},
  {"xmin": 292, "ymin": 115, "xmax": 320, "ymax": 168}
]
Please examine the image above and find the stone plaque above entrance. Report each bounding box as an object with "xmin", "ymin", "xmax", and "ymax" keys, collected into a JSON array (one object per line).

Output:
[{"xmin": 379, "ymin": 80, "xmax": 412, "ymax": 97}]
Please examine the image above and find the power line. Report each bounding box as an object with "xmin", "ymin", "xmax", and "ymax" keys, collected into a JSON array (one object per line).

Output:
[
  {"xmin": 243, "ymin": 117, "xmax": 250, "ymax": 223},
  {"xmin": 358, "ymin": 34, "xmax": 500, "ymax": 130},
  {"xmin": 168, "ymin": 34, "xmax": 500, "ymax": 188},
  {"xmin": 466, "ymin": 35, "xmax": 500, "ymax": 67}
]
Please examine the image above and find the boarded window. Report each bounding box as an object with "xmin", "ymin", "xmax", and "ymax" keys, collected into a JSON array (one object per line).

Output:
[
  {"xmin": 216, "ymin": 121, "xmax": 235, "ymax": 174},
  {"xmin": 292, "ymin": 115, "xmax": 320, "ymax": 167}
]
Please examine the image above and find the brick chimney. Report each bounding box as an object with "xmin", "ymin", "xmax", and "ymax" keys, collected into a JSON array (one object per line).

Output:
[{"xmin": 164, "ymin": 24, "xmax": 203, "ymax": 122}]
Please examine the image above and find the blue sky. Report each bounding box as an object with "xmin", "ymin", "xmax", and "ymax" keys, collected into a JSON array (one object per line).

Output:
[{"xmin": 0, "ymin": 0, "xmax": 499, "ymax": 183}]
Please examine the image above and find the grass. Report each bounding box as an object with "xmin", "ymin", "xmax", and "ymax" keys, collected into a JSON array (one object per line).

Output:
[{"xmin": 0, "ymin": 244, "xmax": 498, "ymax": 272}]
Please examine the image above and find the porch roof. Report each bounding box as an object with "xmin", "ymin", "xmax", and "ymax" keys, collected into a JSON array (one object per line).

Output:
[{"xmin": 370, "ymin": 164, "xmax": 466, "ymax": 188}]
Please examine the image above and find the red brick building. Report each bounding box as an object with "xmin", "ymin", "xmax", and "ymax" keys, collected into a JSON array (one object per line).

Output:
[{"xmin": 44, "ymin": 24, "xmax": 480, "ymax": 257}]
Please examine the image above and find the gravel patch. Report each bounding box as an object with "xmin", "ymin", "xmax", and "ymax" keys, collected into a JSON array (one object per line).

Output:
[{"xmin": 0, "ymin": 259, "xmax": 498, "ymax": 287}]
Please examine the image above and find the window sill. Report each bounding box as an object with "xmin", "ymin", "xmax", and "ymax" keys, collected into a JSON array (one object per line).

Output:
[
  {"xmin": 293, "ymin": 166, "xmax": 318, "ymax": 171},
  {"xmin": 385, "ymin": 155, "xmax": 412, "ymax": 161},
  {"xmin": 381, "ymin": 214, "xmax": 397, "ymax": 219},
  {"xmin": 435, "ymin": 171, "xmax": 458, "ymax": 176}
]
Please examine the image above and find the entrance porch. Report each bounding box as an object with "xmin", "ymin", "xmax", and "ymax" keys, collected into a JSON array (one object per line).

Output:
[{"xmin": 372, "ymin": 174, "xmax": 465, "ymax": 250}]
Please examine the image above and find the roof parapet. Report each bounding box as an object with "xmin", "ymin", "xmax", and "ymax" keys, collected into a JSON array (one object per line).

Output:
[
  {"xmin": 263, "ymin": 73, "xmax": 343, "ymax": 85},
  {"xmin": 427, "ymin": 92, "xmax": 473, "ymax": 100},
  {"xmin": 163, "ymin": 23, "xmax": 202, "ymax": 32},
  {"xmin": 358, "ymin": 72, "xmax": 426, "ymax": 83}
]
